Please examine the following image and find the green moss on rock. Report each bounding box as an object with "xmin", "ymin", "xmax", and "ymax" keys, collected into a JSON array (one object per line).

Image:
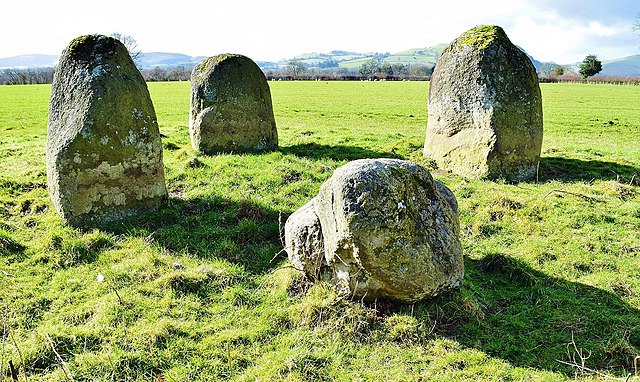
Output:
[
  {"xmin": 448, "ymin": 25, "xmax": 510, "ymax": 52},
  {"xmin": 64, "ymin": 35, "xmax": 127, "ymax": 65},
  {"xmin": 425, "ymin": 25, "xmax": 543, "ymax": 181},
  {"xmin": 47, "ymin": 35, "xmax": 167, "ymax": 227}
]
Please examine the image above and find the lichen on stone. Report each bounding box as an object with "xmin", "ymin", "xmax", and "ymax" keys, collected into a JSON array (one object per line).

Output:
[
  {"xmin": 285, "ymin": 159, "xmax": 464, "ymax": 302},
  {"xmin": 189, "ymin": 53, "xmax": 278, "ymax": 154},
  {"xmin": 47, "ymin": 34, "xmax": 167, "ymax": 227},
  {"xmin": 448, "ymin": 25, "xmax": 510, "ymax": 52},
  {"xmin": 425, "ymin": 25, "xmax": 543, "ymax": 181}
]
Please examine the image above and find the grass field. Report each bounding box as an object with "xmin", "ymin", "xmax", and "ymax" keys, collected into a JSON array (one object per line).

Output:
[{"xmin": 1, "ymin": 81, "xmax": 639, "ymax": 381}]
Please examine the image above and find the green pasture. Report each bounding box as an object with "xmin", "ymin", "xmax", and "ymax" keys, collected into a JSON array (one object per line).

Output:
[{"xmin": 0, "ymin": 81, "xmax": 639, "ymax": 381}]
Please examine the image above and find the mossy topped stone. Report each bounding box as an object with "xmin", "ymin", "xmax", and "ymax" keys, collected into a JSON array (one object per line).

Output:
[
  {"xmin": 47, "ymin": 34, "xmax": 167, "ymax": 227},
  {"xmin": 190, "ymin": 54, "xmax": 278, "ymax": 154},
  {"xmin": 424, "ymin": 25, "xmax": 543, "ymax": 181}
]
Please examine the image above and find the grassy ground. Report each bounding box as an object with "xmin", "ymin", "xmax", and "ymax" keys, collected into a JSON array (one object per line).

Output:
[{"xmin": 0, "ymin": 81, "xmax": 639, "ymax": 381}]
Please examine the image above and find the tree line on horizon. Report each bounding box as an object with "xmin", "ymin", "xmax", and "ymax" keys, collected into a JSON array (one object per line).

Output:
[
  {"xmin": 0, "ymin": 62, "xmax": 436, "ymax": 85},
  {"xmin": 0, "ymin": 54, "xmax": 627, "ymax": 85}
]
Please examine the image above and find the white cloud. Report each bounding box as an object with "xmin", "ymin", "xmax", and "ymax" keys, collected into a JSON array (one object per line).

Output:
[
  {"xmin": 1, "ymin": 0, "xmax": 638, "ymax": 63},
  {"xmin": 508, "ymin": 12, "xmax": 638, "ymax": 62}
]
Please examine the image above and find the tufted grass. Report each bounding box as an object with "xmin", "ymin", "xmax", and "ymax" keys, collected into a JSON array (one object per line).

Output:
[{"xmin": 0, "ymin": 81, "xmax": 639, "ymax": 381}]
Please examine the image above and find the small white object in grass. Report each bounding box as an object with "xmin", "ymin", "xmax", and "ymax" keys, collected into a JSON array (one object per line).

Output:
[{"xmin": 97, "ymin": 272, "xmax": 105, "ymax": 282}]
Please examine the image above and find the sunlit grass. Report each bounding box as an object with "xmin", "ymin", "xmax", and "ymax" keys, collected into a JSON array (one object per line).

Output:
[{"xmin": 0, "ymin": 81, "xmax": 639, "ymax": 381}]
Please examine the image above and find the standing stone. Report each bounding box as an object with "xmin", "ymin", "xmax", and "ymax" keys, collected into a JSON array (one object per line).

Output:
[
  {"xmin": 424, "ymin": 25, "xmax": 543, "ymax": 181},
  {"xmin": 285, "ymin": 159, "xmax": 463, "ymax": 302},
  {"xmin": 47, "ymin": 35, "xmax": 167, "ymax": 227},
  {"xmin": 190, "ymin": 54, "xmax": 278, "ymax": 154}
]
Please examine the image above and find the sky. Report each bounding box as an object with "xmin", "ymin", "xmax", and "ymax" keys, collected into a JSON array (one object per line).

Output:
[{"xmin": 1, "ymin": 0, "xmax": 639, "ymax": 64}]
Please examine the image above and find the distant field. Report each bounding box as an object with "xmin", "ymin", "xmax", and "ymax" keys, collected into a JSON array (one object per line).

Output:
[
  {"xmin": 285, "ymin": 47, "xmax": 442, "ymax": 69},
  {"xmin": 0, "ymin": 81, "xmax": 639, "ymax": 381}
]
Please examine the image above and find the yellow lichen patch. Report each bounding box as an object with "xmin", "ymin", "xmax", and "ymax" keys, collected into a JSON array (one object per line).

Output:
[{"xmin": 450, "ymin": 25, "xmax": 509, "ymax": 52}]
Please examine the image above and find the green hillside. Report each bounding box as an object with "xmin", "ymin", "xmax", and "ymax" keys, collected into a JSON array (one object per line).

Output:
[
  {"xmin": 265, "ymin": 46, "xmax": 640, "ymax": 77},
  {"xmin": 282, "ymin": 45, "xmax": 446, "ymax": 69},
  {"xmin": 385, "ymin": 44, "xmax": 447, "ymax": 64},
  {"xmin": 600, "ymin": 54, "xmax": 640, "ymax": 77}
]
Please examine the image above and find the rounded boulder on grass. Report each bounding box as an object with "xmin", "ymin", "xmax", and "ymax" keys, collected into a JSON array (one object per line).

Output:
[{"xmin": 285, "ymin": 158, "xmax": 464, "ymax": 303}]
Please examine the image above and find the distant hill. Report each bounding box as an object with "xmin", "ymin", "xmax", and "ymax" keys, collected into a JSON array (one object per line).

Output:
[
  {"xmin": 278, "ymin": 45, "xmax": 447, "ymax": 70},
  {"xmin": 274, "ymin": 44, "xmax": 549, "ymax": 72},
  {"xmin": 517, "ymin": 47, "xmax": 542, "ymax": 71},
  {"xmin": 598, "ymin": 54, "xmax": 640, "ymax": 77},
  {"xmin": 384, "ymin": 44, "xmax": 447, "ymax": 65},
  {"xmin": 0, "ymin": 54, "xmax": 58, "ymax": 69},
  {"xmin": 0, "ymin": 52, "xmax": 205, "ymax": 69},
  {"xmin": 2, "ymin": 49, "xmax": 638, "ymax": 77},
  {"xmin": 137, "ymin": 52, "xmax": 206, "ymax": 69},
  {"xmin": 561, "ymin": 54, "xmax": 640, "ymax": 78}
]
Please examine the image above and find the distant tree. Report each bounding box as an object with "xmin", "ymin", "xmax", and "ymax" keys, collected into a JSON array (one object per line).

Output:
[
  {"xmin": 553, "ymin": 65, "xmax": 565, "ymax": 77},
  {"xmin": 538, "ymin": 62, "xmax": 561, "ymax": 77},
  {"xmin": 110, "ymin": 32, "xmax": 142, "ymax": 66},
  {"xmin": 578, "ymin": 54, "xmax": 602, "ymax": 80},
  {"xmin": 380, "ymin": 62, "xmax": 394, "ymax": 76},
  {"xmin": 0, "ymin": 67, "xmax": 55, "ymax": 85},
  {"xmin": 286, "ymin": 60, "xmax": 306, "ymax": 78},
  {"xmin": 391, "ymin": 63, "xmax": 409, "ymax": 76},
  {"xmin": 318, "ymin": 59, "xmax": 339, "ymax": 69},
  {"xmin": 147, "ymin": 67, "xmax": 168, "ymax": 82},
  {"xmin": 373, "ymin": 52, "xmax": 390, "ymax": 60},
  {"xmin": 358, "ymin": 58, "xmax": 381, "ymax": 77},
  {"xmin": 1, "ymin": 69, "xmax": 21, "ymax": 85},
  {"xmin": 408, "ymin": 64, "xmax": 433, "ymax": 78}
]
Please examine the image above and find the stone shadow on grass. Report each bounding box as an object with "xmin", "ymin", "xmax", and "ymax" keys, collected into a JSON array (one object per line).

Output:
[
  {"xmin": 0, "ymin": 230, "xmax": 28, "ymax": 261},
  {"xmin": 408, "ymin": 253, "xmax": 640, "ymax": 377},
  {"xmin": 105, "ymin": 195, "xmax": 285, "ymax": 275},
  {"xmin": 540, "ymin": 156, "xmax": 640, "ymax": 183},
  {"xmin": 280, "ymin": 143, "xmax": 401, "ymax": 161}
]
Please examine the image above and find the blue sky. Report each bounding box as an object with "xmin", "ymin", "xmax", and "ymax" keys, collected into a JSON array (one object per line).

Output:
[{"xmin": 1, "ymin": 0, "xmax": 638, "ymax": 63}]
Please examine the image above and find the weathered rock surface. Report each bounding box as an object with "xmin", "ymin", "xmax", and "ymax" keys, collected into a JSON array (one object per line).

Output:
[
  {"xmin": 47, "ymin": 35, "xmax": 167, "ymax": 227},
  {"xmin": 284, "ymin": 198, "xmax": 325, "ymax": 277},
  {"xmin": 424, "ymin": 25, "xmax": 543, "ymax": 181},
  {"xmin": 285, "ymin": 159, "xmax": 463, "ymax": 302},
  {"xmin": 190, "ymin": 54, "xmax": 278, "ymax": 154}
]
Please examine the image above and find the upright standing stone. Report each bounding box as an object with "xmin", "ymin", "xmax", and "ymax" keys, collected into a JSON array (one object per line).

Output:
[
  {"xmin": 424, "ymin": 25, "xmax": 543, "ymax": 181},
  {"xmin": 189, "ymin": 54, "xmax": 278, "ymax": 154},
  {"xmin": 47, "ymin": 35, "xmax": 167, "ymax": 227}
]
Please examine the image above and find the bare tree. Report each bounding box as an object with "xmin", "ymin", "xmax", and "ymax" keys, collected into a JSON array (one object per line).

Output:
[
  {"xmin": 110, "ymin": 32, "xmax": 142, "ymax": 67},
  {"xmin": 1, "ymin": 69, "xmax": 21, "ymax": 85},
  {"xmin": 0, "ymin": 67, "xmax": 54, "ymax": 85},
  {"xmin": 286, "ymin": 60, "xmax": 306, "ymax": 78},
  {"xmin": 358, "ymin": 58, "xmax": 381, "ymax": 77}
]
